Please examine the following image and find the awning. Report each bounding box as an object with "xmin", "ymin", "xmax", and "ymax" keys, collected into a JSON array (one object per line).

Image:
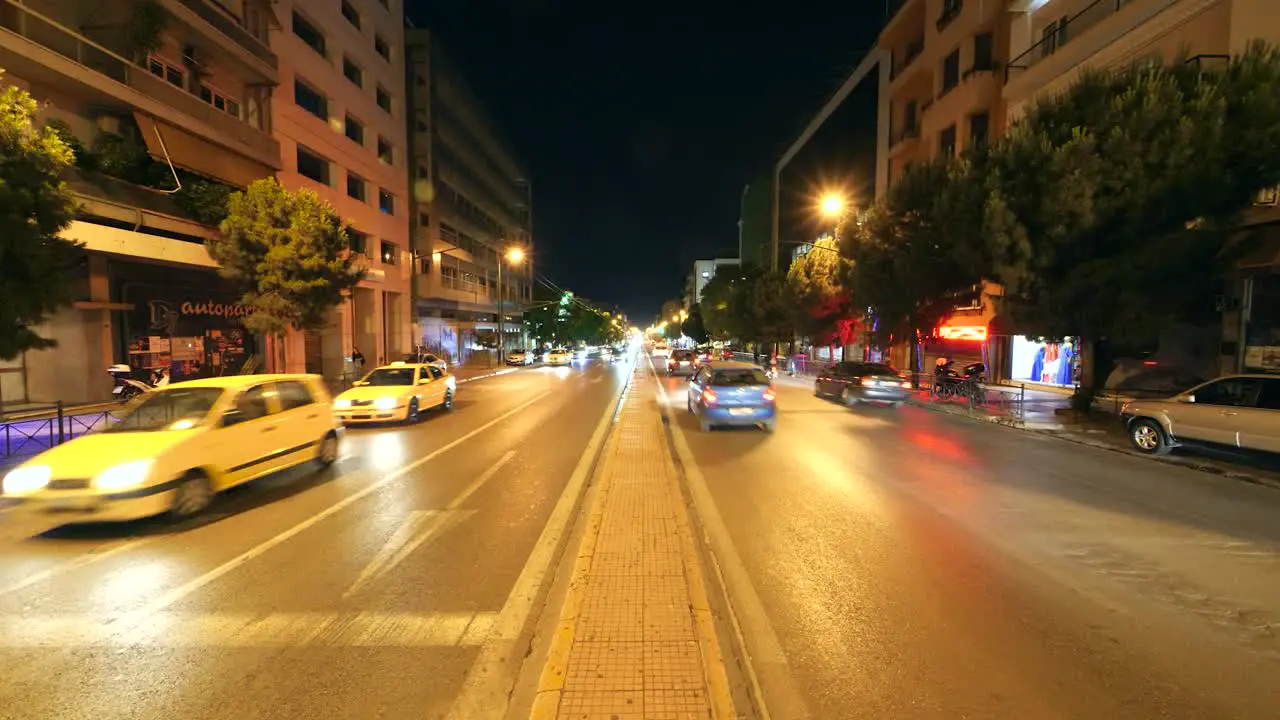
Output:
[{"xmin": 134, "ymin": 113, "xmax": 273, "ymax": 189}]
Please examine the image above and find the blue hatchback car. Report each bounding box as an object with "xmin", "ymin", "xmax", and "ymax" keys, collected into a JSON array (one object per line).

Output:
[{"xmin": 687, "ymin": 361, "xmax": 777, "ymax": 432}]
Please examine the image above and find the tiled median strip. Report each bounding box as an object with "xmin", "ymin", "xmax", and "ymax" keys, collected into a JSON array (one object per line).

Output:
[{"xmin": 531, "ymin": 365, "xmax": 733, "ymax": 719}]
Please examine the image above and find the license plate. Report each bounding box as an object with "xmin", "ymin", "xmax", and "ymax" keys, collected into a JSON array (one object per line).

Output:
[
  {"xmin": 45, "ymin": 498, "xmax": 98, "ymax": 513},
  {"xmin": 729, "ymin": 408, "xmax": 754, "ymax": 416}
]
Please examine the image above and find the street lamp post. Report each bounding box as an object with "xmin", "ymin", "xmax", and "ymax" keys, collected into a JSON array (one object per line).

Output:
[{"xmin": 497, "ymin": 246, "xmax": 525, "ymax": 365}]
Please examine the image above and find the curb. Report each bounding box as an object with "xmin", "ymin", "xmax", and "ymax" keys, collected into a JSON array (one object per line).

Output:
[
  {"xmin": 528, "ymin": 419, "xmax": 618, "ymax": 719},
  {"xmin": 454, "ymin": 367, "xmax": 520, "ymax": 385},
  {"xmin": 1036, "ymin": 429, "xmax": 1280, "ymax": 492},
  {"xmin": 902, "ymin": 396, "xmax": 1065, "ymax": 431}
]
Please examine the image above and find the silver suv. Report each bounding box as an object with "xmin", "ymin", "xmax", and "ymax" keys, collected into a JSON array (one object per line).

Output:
[{"xmin": 1122, "ymin": 374, "xmax": 1280, "ymax": 456}]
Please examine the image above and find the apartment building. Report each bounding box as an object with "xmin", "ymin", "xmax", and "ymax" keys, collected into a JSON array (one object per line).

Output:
[
  {"xmin": 0, "ymin": 0, "xmax": 280, "ymax": 403},
  {"xmin": 274, "ymin": 0, "xmax": 411, "ymax": 376},
  {"xmin": 406, "ymin": 29, "xmax": 533, "ymax": 363},
  {"xmin": 1002, "ymin": 0, "xmax": 1280, "ymax": 377},
  {"xmin": 879, "ymin": 0, "xmax": 1010, "ymax": 194}
]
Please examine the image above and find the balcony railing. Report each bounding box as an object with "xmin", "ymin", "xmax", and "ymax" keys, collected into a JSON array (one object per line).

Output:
[
  {"xmin": 171, "ymin": 0, "xmax": 276, "ymax": 68},
  {"xmin": 0, "ymin": 1, "xmax": 276, "ymax": 163},
  {"xmin": 1006, "ymin": 0, "xmax": 1136, "ymax": 80}
]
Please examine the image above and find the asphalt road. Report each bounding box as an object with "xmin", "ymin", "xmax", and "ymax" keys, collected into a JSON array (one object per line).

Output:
[
  {"xmin": 658, "ymin": 365, "xmax": 1280, "ymax": 719},
  {"xmin": 0, "ymin": 359, "xmax": 628, "ymax": 720}
]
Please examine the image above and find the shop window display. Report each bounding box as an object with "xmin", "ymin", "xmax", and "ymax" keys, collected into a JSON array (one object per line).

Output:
[{"xmin": 1011, "ymin": 336, "xmax": 1079, "ymax": 387}]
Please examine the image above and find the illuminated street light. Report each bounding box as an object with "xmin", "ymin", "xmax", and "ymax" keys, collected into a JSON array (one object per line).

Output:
[
  {"xmin": 820, "ymin": 193, "xmax": 846, "ymax": 218},
  {"xmin": 505, "ymin": 247, "xmax": 525, "ymax": 264},
  {"xmin": 496, "ymin": 245, "xmax": 526, "ymax": 364}
]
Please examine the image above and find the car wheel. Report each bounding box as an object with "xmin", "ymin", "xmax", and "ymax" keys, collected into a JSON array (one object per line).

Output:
[
  {"xmin": 891, "ymin": 402, "xmax": 904, "ymax": 409},
  {"xmin": 1129, "ymin": 418, "xmax": 1170, "ymax": 455},
  {"xmin": 841, "ymin": 387, "xmax": 857, "ymax": 407},
  {"xmin": 700, "ymin": 419, "xmax": 712, "ymax": 432},
  {"xmin": 171, "ymin": 471, "xmax": 214, "ymax": 518},
  {"xmin": 814, "ymin": 383, "xmax": 823, "ymax": 398},
  {"xmin": 687, "ymin": 397, "xmax": 695, "ymax": 413},
  {"xmin": 442, "ymin": 390, "xmax": 454, "ymax": 410},
  {"xmin": 406, "ymin": 398, "xmax": 420, "ymax": 423},
  {"xmin": 317, "ymin": 432, "xmax": 338, "ymax": 467},
  {"xmin": 762, "ymin": 420, "xmax": 776, "ymax": 433}
]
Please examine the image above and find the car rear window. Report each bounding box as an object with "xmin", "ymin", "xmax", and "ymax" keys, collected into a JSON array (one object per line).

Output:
[
  {"xmin": 858, "ymin": 363, "xmax": 897, "ymax": 376},
  {"xmin": 712, "ymin": 369, "xmax": 769, "ymax": 386},
  {"xmin": 673, "ymin": 350, "xmax": 696, "ymax": 359}
]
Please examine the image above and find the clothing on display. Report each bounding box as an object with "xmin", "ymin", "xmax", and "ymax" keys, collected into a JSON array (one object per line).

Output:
[{"xmin": 1013, "ymin": 336, "xmax": 1078, "ymax": 387}]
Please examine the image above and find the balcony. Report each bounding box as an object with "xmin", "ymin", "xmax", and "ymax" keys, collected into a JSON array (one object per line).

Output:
[
  {"xmin": 1006, "ymin": 0, "xmax": 1138, "ymax": 79},
  {"xmin": 0, "ymin": 1, "xmax": 279, "ymax": 176},
  {"xmin": 891, "ymin": 35, "xmax": 925, "ymax": 81},
  {"xmin": 161, "ymin": 0, "xmax": 276, "ymax": 80}
]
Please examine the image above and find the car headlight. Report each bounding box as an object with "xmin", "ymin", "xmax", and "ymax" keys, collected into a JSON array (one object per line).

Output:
[
  {"xmin": 334, "ymin": 398, "xmax": 352, "ymax": 409},
  {"xmin": 3, "ymin": 465, "xmax": 51, "ymax": 494},
  {"xmin": 93, "ymin": 459, "xmax": 154, "ymax": 491},
  {"xmin": 374, "ymin": 396, "xmax": 398, "ymax": 410}
]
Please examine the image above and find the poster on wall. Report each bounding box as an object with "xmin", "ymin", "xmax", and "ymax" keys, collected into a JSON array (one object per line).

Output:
[
  {"xmin": 1011, "ymin": 336, "xmax": 1079, "ymax": 387},
  {"xmin": 122, "ymin": 287, "xmax": 257, "ymax": 382}
]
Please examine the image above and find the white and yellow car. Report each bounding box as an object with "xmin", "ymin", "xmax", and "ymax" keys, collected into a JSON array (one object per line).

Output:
[
  {"xmin": 333, "ymin": 362, "xmax": 456, "ymax": 425},
  {"xmin": 0, "ymin": 375, "xmax": 339, "ymax": 523},
  {"xmin": 545, "ymin": 347, "xmax": 572, "ymax": 366}
]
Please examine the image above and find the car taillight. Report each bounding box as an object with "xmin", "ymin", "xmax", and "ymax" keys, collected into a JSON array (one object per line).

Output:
[
  {"xmin": 702, "ymin": 389, "xmax": 717, "ymax": 405},
  {"xmin": 861, "ymin": 377, "xmax": 875, "ymax": 387},
  {"xmin": 763, "ymin": 387, "xmax": 776, "ymax": 402},
  {"xmin": 900, "ymin": 380, "xmax": 912, "ymax": 389}
]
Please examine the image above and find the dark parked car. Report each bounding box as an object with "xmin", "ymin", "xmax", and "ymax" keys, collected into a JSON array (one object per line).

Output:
[{"xmin": 815, "ymin": 362, "xmax": 911, "ymax": 408}]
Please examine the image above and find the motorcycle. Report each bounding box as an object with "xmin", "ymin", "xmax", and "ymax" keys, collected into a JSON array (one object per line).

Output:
[
  {"xmin": 109, "ymin": 364, "xmax": 169, "ymax": 402},
  {"xmin": 932, "ymin": 359, "xmax": 986, "ymax": 404}
]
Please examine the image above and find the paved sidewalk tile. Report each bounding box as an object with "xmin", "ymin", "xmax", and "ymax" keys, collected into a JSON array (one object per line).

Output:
[{"xmin": 554, "ymin": 370, "xmax": 714, "ymax": 720}]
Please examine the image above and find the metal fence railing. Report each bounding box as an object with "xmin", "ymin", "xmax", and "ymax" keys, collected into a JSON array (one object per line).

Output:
[{"xmin": 1, "ymin": 402, "xmax": 119, "ymax": 462}]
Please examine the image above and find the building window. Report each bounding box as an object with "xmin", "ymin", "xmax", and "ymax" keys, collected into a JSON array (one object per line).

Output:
[
  {"xmin": 1041, "ymin": 17, "xmax": 1068, "ymax": 57},
  {"xmin": 342, "ymin": 56, "xmax": 363, "ymax": 88},
  {"xmin": 348, "ymin": 229, "xmax": 368, "ymax": 254},
  {"xmin": 376, "ymin": 85, "xmax": 391, "ymax": 113},
  {"xmin": 416, "ymin": 118, "xmax": 427, "ymax": 132},
  {"xmin": 973, "ymin": 33, "xmax": 994, "ymax": 72},
  {"xmin": 417, "ymin": 164, "xmax": 428, "ymax": 179},
  {"xmin": 374, "ymin": 34, "xmax": 391, "ymax": 62},
  {"xmin": 340, "ymin": 0, "xmax": 360, "ymax": 29},
  {"xmin": 939, "ymin": 124, "xmax": 957, "ymax": 158},
  {"xmin": 344, "ymin": 114, "xmax": 364, "ymax": 145},
  {"xmin": 937, "ymin": 0, "xmax": 961, "ymax": 31},
  {"xmin": 377, "ymin": 137, "xmax": 393, "ymax": 164},
  {"xmin": 347, "ymin": 173, "xmax": 367, "ymax": 202},
  {"xmin": 418, "ymin": 211, "xmax": 430, "ymax": 227},
  {"xmin": 147, "ymin": 56, "xmax": 185, "ymax": 89},
  {"xmin": 197, "ymin": 83, "xmax": 240, "ymax": 118},
  {"xmin": 291, "ymin": 11, "xmax": 326, "ymax": 57},
  {"xmin": 379, "ymin": 189, "xmax": 395, "ymax": 215},
  {"xmin": 296, "ymin": 146, "xmax": 329, "ymax": 185},
  {"xmin": 381, "ymin": 241, "xmax": 398, "ymax": 265},
  {"xmin": 941, "ymin": 49, "xmax": 960, "ymax": 94},
  {"xmin": 969, "ymin": 112, "xmax": 990, "ymax": 148},
  {"xmin": 294, "ymin": 79, "xmax": 327, "ymax": 120}
]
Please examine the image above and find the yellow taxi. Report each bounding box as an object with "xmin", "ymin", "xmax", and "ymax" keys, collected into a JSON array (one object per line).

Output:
[
  {"xmin": 0, "ymin": 375, "xmax": 339, "ymax": 523},
  {"xmin": 333, "ymin": 361, "xmax": 456, "ymax": 425}
]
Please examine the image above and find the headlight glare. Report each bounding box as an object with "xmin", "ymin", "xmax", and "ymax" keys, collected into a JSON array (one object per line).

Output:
[
  {"xmin": 374, "ymin": 397, "xmax": 398, "ymax": 410},
  {"xmin": 3, "ymin": 465, "xmax": 51, "ymax": 494},
  {"xmin": 93, "ymin": 459, "xmax": 154, "ymax": 490},
  {"xmin": 334, "ymin": 398, "xmax": 352, "ymax": 409}
]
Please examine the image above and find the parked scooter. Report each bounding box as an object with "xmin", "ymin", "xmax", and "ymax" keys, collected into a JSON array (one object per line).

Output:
[
  {"xmin": 109, "ymin": 364, "xmax": 170, "ymax": 402},
  {"xmin": 932, "ymin": 358, "xmax": 986, "ymax": 404}
]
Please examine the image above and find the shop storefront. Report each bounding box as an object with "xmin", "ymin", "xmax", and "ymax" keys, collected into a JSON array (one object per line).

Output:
[
  {"xmin": 1008, "ymin": 336, "xmax": 1081, "ymax": 388},
  {"xmin": 116, "ymin": 264, "xmax": 259, "ymax": 382}
]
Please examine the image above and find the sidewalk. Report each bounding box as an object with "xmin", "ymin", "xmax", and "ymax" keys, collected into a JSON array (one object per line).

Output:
[{"xmin": 531, "ymin": 366, "xmax": 732, "ymax": 719}]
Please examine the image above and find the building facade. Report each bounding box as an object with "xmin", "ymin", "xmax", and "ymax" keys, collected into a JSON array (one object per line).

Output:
[
  {"xmin": 685, "ymin": 259, "xmax": 740, "ymax": 307},
  {"xmin": 0, "ymin": 0, "xmax": 281, "ymax": 404},
  {"xmin": 1001, "ymin": 0, "xmax": 1280, "ymax": 380},
  {"xmin": 273, "ymin": 0, "xmax": 412, "ymax": 377},
  {"xmin": 405, "ymin": 29, "xmax": 532, "ymax": 364},
  {"xmin": 879, "ymin": 0, "xmax": 1010, "ymax": 193}
]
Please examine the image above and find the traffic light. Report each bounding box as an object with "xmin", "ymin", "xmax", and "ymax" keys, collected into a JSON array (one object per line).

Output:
[{"xmin": 560, "ymin": 291, "xmax": 573, "ymax": 306}]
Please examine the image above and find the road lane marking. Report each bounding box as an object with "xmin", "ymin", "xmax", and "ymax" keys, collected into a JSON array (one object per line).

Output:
[
  {"xmin": 344, "ymin": 510, "xmax": 475, "ymax": 597},
  {"xmin": 114, "ymin": 390, "xmax": 552, "ymax": 626},
  {"xmin": 447, "ymin": 364, "xmax": 633, "ymax": 720},
  {"xmin": 0, "ymin": 539, "xmax": 151, "ymax": 599},
  {"xmin": 345, "ymin": 450, "xmax": 516, "ymax": 597},
  {"xmin": 652, "ymin": 357, "xmax": 810, "ymax": 720},
  {"xmin": 0, "ymin": 610, "xmax": 497, "ymax": 647}
]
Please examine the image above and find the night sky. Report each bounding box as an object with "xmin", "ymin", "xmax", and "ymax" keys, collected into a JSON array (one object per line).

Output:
[{"xmin": 411, "ymin": 1, "xmax": 885, "ymax": 320}]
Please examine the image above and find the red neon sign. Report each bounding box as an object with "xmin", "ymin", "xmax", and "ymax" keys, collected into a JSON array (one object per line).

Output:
[{"xmin": 938, "ymin": 325, "xmax": 988, "ymax": 342}]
